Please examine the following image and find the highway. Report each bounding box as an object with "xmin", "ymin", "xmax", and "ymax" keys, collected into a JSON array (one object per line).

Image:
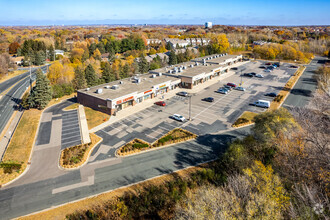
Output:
[
  {"xmin": 0, "ymin": 57, "xmax": 326, "ymax": 219},
  {"xmin": 0, "ymin": 65, "xmax": 49, "ymax": 135}
]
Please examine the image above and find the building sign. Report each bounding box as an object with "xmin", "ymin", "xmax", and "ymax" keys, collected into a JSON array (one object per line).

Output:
[
  {"xmin": 116, "ymin": 96, "xmax": 134, "ymax": 105},
  {"xmin": 144, "ymin": 89, "xmax": 153, "ymax": 94},
  {"xmin": 159, "ymin": 84, "xmax": 166, "ymax": 89}
]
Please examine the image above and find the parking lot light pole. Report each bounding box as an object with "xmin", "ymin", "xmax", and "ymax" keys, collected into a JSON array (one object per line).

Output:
[
  {"xmin": 188, "ymin": 95, "xmax": 192, "ymax": 121},
  {"xmin": 240, "ymin": 70, "xmax": 243, "ymax": 86}
]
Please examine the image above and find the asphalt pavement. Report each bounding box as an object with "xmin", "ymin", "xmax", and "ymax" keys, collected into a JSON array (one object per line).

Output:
[
  {"xmin": 0, "ymin": 57, "xmax": 327, "ymax": 219},
  {"xmin": 0, "ymin": 65, "xmax": 49, "ymax": 135}
]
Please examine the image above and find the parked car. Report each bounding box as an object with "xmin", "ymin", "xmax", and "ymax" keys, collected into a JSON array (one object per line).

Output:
[
  {"xmin": 265, "ymin": 92, "xmax": 277, "ymax": 97},
  {"xmin": 203, "ymin": 97, "xmax": 214, "ymax": 102},
  {"xmin": 223, "ymin": 84, "xmax": 232, "ymax": 90},
  {"xmin": 155, "ymin": 101, "xmax": 166, "ymax": 106},
  {"xmin": 255, "ymin": 74, "xmax": 264, "ymax": 78},
  {"xmin": 290, "ymin": 65, "xmax": 298, "ymax": 68},
  {"xmin": 226, "ymin": 82, "xmax": 237, "ymax": 88},
  {"xmin": 265, "ymin": 62, "xmax": 272, "ymax": 65},
  {"xmin": 231, "ymin": 67, "xmax": 238, "ymax": 70},
  {"xmin": 242, "ymin": 73, "xmax": 254, "ymax": 77},
  {"xmin": 250, "ymin": 72, "xmax": 257, "ymax": 76},
  {"xmin": 216, "ymin": 88, "xmax": 228, "ymax": 94},
  {"xmin": 259, "ymin": 66, "xmax": 266, "ymax": 69},
  {"xmin": 235, "ymin": 86, "xmax": 245, "ymax": 91},
  {"xmin": 264, "ymin": 69, "xmax": 272, "ymax": 72},
  {"xmin": 177, "ymin": 91, "xmax": 188, "ymax": 97},
  {"xmin": 267, "ymin": 66, "xmax": 274, "ymax": 70},
  {"xmin": 253, "ymin": 100, "xmax": 270, "ymax": 108},
  {"xmin": 171, "ymin": 114, "xmax": 186, "ymax": 122}
]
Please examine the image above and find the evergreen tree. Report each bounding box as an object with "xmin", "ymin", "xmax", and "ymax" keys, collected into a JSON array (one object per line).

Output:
[
  {"xmin": 138, "ymin": 54, "xmax": 149, "ymax": 74},
  {"xmin": 165, "ymin": 42, "xmax": 173, "ymax": 50},
  {"xmin": 73, "ymin": 66, "xmax": 87, "ymax": 90},
  {"xmin": 135, "ymin": 38, "xmax": 145, "ymax": 50},
  {"xmin": 168, "ymin": 49, "xmax": 177, "ymax": 65},
  {"xmin": 48, "ymin": 45, "xmax": 55, "ymax": 61},
  {"xmin": 35, "ymin": 51, "xmax": 45, "ymax": 66},
  {"xmin": 29, "ymin": 69, "xmax": 52, "ymax": 109},
  {"xmin": 82, "ymin": 49, "xmax": 89, "ymax": 62},
  {"xmin": 84, "ymin": 64, "xmax": 98, "ymax": 87},
  {"xmin": 102, "ymin": 62, "xmax": 113, "ymax": 83},
  {"xmin": 108, "ymin": 49, "xmax": 115, "ymax": 62}
]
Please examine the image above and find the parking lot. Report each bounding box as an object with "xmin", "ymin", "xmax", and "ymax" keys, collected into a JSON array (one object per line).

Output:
[
  {"xmin": 61, "ymin": 110, "xmax": 81, "ymax": 149},
  {"xmin": 93, "ymin": 61, "xmax": 297, "ymax": 160}
]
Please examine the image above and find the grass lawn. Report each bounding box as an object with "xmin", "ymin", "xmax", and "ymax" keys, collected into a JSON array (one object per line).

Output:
[
  {"xmin": 0, "ymin": 109, "xmax": 41, "ymax": 185},
  {"xmin": 60, "ymin": 133, "xmax": 102, "ymax": 169},
  {"xmin": 63, "ymin": 103, "xmax": 79, "ymax": 111},
  {"xmin": 84, "ymin": 106, "xmax": 110, "ymax": 130},
  {"xmin": 232, "ymin": 111, "xmax": 258, "ymax": 127},
  {"xmin": 0, "ymin": 70, "xmax": 27, "ymax": 84},
  {"xmin": 47, "ymin": 93, "xmax": 77, "ymax": 107}
]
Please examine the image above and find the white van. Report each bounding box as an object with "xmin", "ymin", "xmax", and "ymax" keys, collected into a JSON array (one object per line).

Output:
[{"xmin": 254, "ymin": 100, "xmax": 270, "ymax": 108}]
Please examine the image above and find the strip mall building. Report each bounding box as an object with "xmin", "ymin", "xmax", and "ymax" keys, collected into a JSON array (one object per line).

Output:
[{"xmin": 77, "ymin": 54, "xmax": 242, "ymax": 115}]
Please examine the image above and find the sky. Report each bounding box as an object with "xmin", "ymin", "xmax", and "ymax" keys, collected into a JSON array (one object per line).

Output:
[{"xmin": 0, "ymin": 0, "xmax": 329, "ymax": 26}]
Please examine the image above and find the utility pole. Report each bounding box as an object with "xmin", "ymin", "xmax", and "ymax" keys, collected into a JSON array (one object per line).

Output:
[
  {"xmin": 29, "ymin": 59, "xmax": 32, "ymax": 91},
  {"xmin": 240, "ymin": 69, "xmax": 243, "ymax": 86}
]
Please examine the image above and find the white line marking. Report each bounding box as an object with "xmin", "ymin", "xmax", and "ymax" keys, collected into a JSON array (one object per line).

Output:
[{"xmin": 62, "ymin": 134, "xmax": 81, "ymax": 141}]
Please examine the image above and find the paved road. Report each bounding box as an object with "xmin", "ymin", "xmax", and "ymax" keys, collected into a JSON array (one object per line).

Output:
[
  {"xmin": 0, "ymin": 65, "xmax": 49, "ymax": 135},
  {"xmin": 283, "ymin": 56, "xmax": 324, "ymax": 108},
  {"xmin": 0, "ymin": 57, "xmax": 327, "ymax": 219}
]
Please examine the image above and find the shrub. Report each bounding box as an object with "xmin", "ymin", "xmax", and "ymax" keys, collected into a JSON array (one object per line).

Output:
[
  {"xmin": 0, "ymin": 161, "xmax": 22, "ymax": 174},
  {"xmin": 233, "ymin": 117, "xmax": 249, "ymax": 126}
]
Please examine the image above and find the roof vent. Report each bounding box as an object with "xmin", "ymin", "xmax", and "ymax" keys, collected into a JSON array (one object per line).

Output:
[
  {"xmin": 190, "ymin": 64, "xmax": 194, "ymax": 68},
  {"xmin": 151, "ymin": 74, "xmax": 156, "ymax": 78},
  {"xmin": 136, "ymin": 78, "xmax": 141, "ymax": 83},
  {"xmin": 120, "ymin": 81, "xmax": 123, "ymax": 84},
  {"xmin": 112, "ymin": 85, "xmax": 119, "ymax": 90},
  {"xmin": 86, "ymin": 88, "xmax": 90, "ymax": 91},
  {"xmin": 158, "ymin": 72, "xmax": 162, "ymax": 76},
  {"xmin": 105, "ymin": 85, "xmax": 110, "ymax": 89},
  {"xmin": 96, "ymin": 88, "xmax": 103, "ymax": 94}
]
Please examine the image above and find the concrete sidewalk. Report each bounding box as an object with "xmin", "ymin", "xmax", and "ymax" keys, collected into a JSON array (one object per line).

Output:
[
  {"xmin": 90, "ymin": 61, "xmax": 248, "ymax": 133},
  {"xmin": 78, "ymin": 105, "xmax": 91, "ymax": 144},
  {"xmin": 0, "ymin": 111, "xmax": 23, "ymax": 161}
]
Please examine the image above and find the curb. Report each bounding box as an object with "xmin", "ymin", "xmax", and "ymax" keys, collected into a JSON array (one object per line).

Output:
[{"xmin": 58, "ymin": 135, "xmax": 103, "ymax": 171}]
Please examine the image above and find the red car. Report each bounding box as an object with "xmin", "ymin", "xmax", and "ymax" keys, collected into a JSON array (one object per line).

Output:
[
  {"xmin": 155, "ymin": 101, "xmax": 166, "ymax": 106},
  {"xmin": 226, "ymin": 83, "xmax": 237, "ymax": 88}
]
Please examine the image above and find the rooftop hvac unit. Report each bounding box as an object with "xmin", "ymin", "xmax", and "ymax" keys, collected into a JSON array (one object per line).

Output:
[
  {"xmin": 151, "ymin": 74, "xmax": 156, "ymax": 78},
  {"xmin": 105, "ymin": 85, "xmax": 110, "ymax": 89},
  {"xmin": 183, "ymin": 66, "xmax": 187, "ymax": 70},
  {"xmin": 174, "ymin": 67, "xmax": 178, "ymax": 71},
  {"xmin": 158, "ymin": 72, "xmax": 162, "ymax": 76},
  {"xmin": 169, "ymin": 70, "xmax": 173, "ymax": 73},
  {"xmin": 190, "ymin": 64, "xmax": 194, "ymax": 68},
  {"xmin": 86, "ymin": 88, "xmax": 90, "ymax": 91},
  {"xmin": 175, "ymin": 69, "xmax": 179, "ymax": 73},
  {"xmin": 96, "ymin": 88, "xmax": 103, "ymax": 94},
  {"xmin": 120, "ymin": 81, "xmax": 123, "ymax": 84},
  {"xmin": 136, "ymin": 78, "xmax": 141, "ymax": 83},
  {"xmin": 195, "ymin": 62, "xmax": 199, "ymax": 66},
  {"xmin": 112, "ymin": 85, "xmax": 119, "ymax": 90}
]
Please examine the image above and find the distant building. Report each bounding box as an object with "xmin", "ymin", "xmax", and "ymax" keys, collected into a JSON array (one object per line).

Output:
[
  {"xmin": 164, "ymin": 38, "xmax": 189, "ymax": 49},
  {"xmin": 55, "ymin": 50, "xmax": 64, "ymax": 56},
  {"xmin": 205, "ymin": 22, "xmax": 213, "ymax": 29},
  {"xmin": 147, "ymin": 39, "xmax": 162, "ymax": 45}
]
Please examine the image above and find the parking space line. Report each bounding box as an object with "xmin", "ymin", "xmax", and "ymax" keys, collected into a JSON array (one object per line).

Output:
[
  {"xmin": 62, "ymin": 123, "xmax": 79, "ymax": 129},
  {"xmin": 62, "ymin": 134, "xmax": 81, "ymax": 141},
  {"xmin": 62, "ymin": 118, "xmax": 79, "ymax": 122},
  {"xmin": 62, "ymin": 139, "xmax": 82, "ymax": 146},
  {"xmin": 62, "ymin": 130, "xmax": 80, "ymax": 136}
]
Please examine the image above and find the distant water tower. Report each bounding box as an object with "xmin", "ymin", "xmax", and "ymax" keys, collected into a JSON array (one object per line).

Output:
[{"xmin": 205, "ymin": 22, "xmax": 212, "ymax": 29}]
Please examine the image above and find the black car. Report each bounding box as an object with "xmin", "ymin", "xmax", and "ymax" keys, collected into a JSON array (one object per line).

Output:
[
  {"xmin": 265, "ymin": 92, "xmax": 277, "ymax": 97},
  {"xmin": 250, "ymin": 72, "xmax": 257, "ymax": 76},
  {"xmin": 231, "ymin": 67, "xmax": 238, "ymax": 70},
  {"xmin": 259, "ymin": 66, "xmax": 266, "ymax": 69},
  {"xmin": 242, "ymin": 73, "xmax": 253, "ymax": 77},
  {"xmin": 203, "ymin": 97, "xmax": 214, "ymax": 102},
  {"xmin": 223, "ymin": 84, "xmax": 232, "ymax": 90},
  {"xmin": 177, "ymin": 91, "xmax": 188, "ymax": 97}
]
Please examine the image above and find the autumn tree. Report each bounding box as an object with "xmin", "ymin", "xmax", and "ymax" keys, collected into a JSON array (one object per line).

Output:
[
  {"xmin": 8, "ymin": 42, "xmax": 20, "ymax": 54},
  {"xmin": 48, "ymin": 61, "xmax": 63, "ymax": 84},
  {"xmin": 210, "ymin": 34, "xmax": 230, "ymax": 54}
]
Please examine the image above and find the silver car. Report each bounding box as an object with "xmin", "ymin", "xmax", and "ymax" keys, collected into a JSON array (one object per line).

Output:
[
  {"xmin": 235, "ymin": 86, "xmax": 245, "ymax": 91},
  {"xmin": 171, "ymin": 114, "xmax": 186, "ymax": 122}
]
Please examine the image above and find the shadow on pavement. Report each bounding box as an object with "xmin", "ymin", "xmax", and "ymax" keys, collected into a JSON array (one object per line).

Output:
[{"xmin": 290, "ymin": 88, "xmax": 312, "ymax": 97}]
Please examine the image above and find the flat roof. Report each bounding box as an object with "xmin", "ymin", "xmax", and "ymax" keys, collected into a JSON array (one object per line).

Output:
[{"xmin": 78, "ymin": 74, "xmax": 179, "ymax": 100}]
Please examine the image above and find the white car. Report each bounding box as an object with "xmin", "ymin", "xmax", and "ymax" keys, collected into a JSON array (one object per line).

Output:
[
  {"xmin": 171, "ymin": 114, "xmax": 186, "ymax": 122},
  {"xmin": 256, "ymin": 74, "xmax": 264, "ymax": 78}
]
